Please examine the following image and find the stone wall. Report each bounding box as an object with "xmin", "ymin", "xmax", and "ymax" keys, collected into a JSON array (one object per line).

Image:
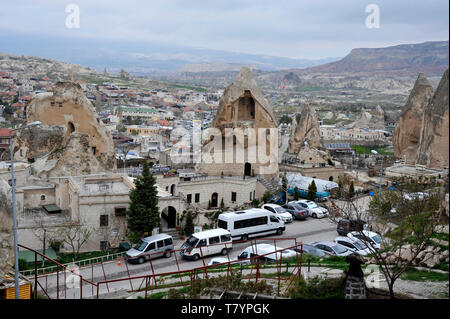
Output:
[
  {"xmin": 0, "ymin": 179, "xmax": 14, "ymax": 284},
  {"xmin": 177, "ymin": 176, "xmax": 257, "ymax": 210}
]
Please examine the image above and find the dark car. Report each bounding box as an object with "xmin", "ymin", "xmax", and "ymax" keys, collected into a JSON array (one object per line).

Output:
[
  {"xmin": 294, "ymin": 244, "xmax": 331, "ymax": 258},
  {"xmin": 282, "ymin": 203, "xmax": 309, "ymax": 220},
  {"xmin": 337, "ymin": 218, "xmax": 367, "ymax": 236}
]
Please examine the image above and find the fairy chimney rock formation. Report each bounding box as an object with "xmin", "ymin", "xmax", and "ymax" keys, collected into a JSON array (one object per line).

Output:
[
  {"xmin": 195, "ymin": 67, "xmax": 279, "ymax": 179},
  {"xmin": 14, "ymin": 82, "xmax": 116, "ymax": 179},
  {"xmin": 416, "ymin": 69, "xmax": 449, "ymax": 168},
  {"xmin": 288, "ymin": 103, "xmax": 322, "ymax": 153},
  {"xmin": 288, "ymin": 103, "xmax": 330, "ymax": 164},
  {"xmin": 373, "ymin": 105, "xmax": 386, "ymax": 128},
  {"xmin": 393, "ymin": 73, "xmax": 434, "ymax": 164}
]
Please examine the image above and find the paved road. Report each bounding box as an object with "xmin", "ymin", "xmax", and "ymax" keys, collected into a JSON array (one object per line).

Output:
[{"xmin": 35, "ymin": 217, "xmax": 340, "ymax": 299}]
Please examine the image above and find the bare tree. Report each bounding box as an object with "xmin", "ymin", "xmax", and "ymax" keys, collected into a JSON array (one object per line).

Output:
[
  {"xmin": 57, "ymin": 217, "xmax": 92, "ymax": 261},
  {"xmin": 328, "ymin": 179, "xmax": 444, "ymax": 298}
]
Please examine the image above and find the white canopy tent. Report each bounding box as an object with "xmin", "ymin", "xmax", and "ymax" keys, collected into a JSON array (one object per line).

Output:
[{"xmin": 281, "ymin": 173, "xmax": 339, "ymax": 192}]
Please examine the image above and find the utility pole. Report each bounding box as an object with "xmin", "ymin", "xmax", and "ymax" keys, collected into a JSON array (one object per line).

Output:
[{"xmin": 9, "ymin": 121, "xmax": 41, "ymax": 299}]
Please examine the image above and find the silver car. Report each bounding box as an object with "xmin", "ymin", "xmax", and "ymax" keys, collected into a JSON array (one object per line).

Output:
[
  {"xmin": 310, "ymin": 241, "xmax": 353, "ymax": 256},
  {"xmin": 126, "ymin": 233, "xmax": 174, "ymax": 264},
  {"xmin": 290, "ymin": 200, "xmax": 329, "ymax": 218}
]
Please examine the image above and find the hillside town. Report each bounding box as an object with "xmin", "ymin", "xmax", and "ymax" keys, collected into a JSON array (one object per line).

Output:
[{"xmin": 0, "ymin": 2, "xmax": 449, "ymax": 304}]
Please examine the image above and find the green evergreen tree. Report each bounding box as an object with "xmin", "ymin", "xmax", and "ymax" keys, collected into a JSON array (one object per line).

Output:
[
  {"xmin": 184, "ymin": 211, "xmax": 195, "ymax": 236},
  {"xmin": 282, "ymin": 173, "xmax": 288, "ymax": 204},
  {"xmin": 349, "ymin": 181, "xmax": 355, "ymax": 199},
  {"xmin": 126, "ymin": 161, "xmax": 160, "ymax": 237},
  {"xmin": 262, "ymin": 191, "xmax": 272, "ymax": 203},
  {"xmin": 307, "ymin": 181, "xmax": 317, "ymax": 201},
  {"xmin": 293, "ymin": 186, "xmax": 300, "ymax": 201},
  {"xmin": 338, "ymin": 179, "xmax": 344, "ymax": 198}
]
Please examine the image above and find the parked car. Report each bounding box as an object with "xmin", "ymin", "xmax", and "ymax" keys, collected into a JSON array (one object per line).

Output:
[
  {"xmin": 347, "ymin": 230, "xmax": 381, "ymax": 250},
  {"xmin": 126, "ymin": 234, "xmax": 174, "ymax": 264},
  {"xmin": 310, "ymin": 241, "xmax": 353, "ymax": 256},
  {"xmin": 294, "ymin": 244, "xmax": 331, "ymax": 258},
  {"xmin": 336, "ymin": 218, "xmax": 367, "ymax": 236},
  {"xmin": 261, "ymin": 203, "xmax": 293, "ymax": 223},
  {"xmin": 207, "ymin": 257, "xmax": 231, "ymax": 266},
  {"xmin": 334, "ymin": 236, "xmax": 372, "ymax": 256},
  {"xmin": 282, "ymin": 202, "xmax": 309, "ymax": 220},
  {"xmin": 390, "ymin": 192, "xmax": 430, "ymax": 214},
  {"xmin": 290, "ymin": 200, "xmax": 329, "ymax": 218},
  {"xmin": 236, "ymin": 244, "xmax": 298, "ymax": 264}
]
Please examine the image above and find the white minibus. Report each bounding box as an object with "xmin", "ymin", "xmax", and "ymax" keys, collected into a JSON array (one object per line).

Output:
[{"xmin": 217, "ymin": 208, "xmax": 285, "ymax": 241}]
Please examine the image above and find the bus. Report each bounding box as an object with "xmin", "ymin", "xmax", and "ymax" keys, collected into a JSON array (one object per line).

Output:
[{"xmin": 217, "ymin": 208, "xmax": 285, "ymax": 241}]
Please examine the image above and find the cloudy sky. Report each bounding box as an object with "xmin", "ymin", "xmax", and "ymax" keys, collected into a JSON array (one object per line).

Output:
[{"xmin": 0, "ymin": 0, "xmax": 448, "ymax": 59}]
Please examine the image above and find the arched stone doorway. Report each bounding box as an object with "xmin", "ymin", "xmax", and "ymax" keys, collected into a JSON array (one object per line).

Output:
[
  {"xmin": 67, "ymin": 121, "xmax": 75, "ymax": 134},
  {"xmin": 161, "ymin": 206, "xmax": 177, "ymax": 229},
  {"xmin": 238, "ymin": 92, "xmax": 255, "ymax": 120},
  {"xmin": 211, "ymin": 193, "xmax": 218, "ymax": 208},
  {"xmin": 170, "ymin": 184, "xmax": 176, "ymax": 196},
  {"xmin": 329, "ymin": 176, "xmax": 334, "ymax": 182},
  {"xmin": 244, "ymin": 162, "xmax": 252, "ymax": 176}
]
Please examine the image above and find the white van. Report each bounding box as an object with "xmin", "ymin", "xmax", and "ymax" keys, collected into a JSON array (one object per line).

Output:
[
  {"xmin": 180, "ymin": 228, "xmax": 232, "ymax": 261},
  {"xmin": 217, "ymin": 208, "xmax": 285, "ymax": 241}
]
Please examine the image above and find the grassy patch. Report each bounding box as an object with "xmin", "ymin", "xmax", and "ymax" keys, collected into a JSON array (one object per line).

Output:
[
  {"xmin": 58, "ymin": 250, "xmax": 119, "ymax": 264},
  {"xmin": 399, "ymin": 268, "xmax": 449, "ymax": 282},
  {"xmin": 170, "ymin": 84, "xmax": 208, "ymax": 92},
  {"xmin": 351, "ymin": 145, "xmax": 393, "ymax": 156},
  {"xmin": 434, "ymin": 262, "xmax": 449, "ymax": 272},
  {"xmin": 431, "ymin": 233, "xmax": 449, "ymax": 242}
]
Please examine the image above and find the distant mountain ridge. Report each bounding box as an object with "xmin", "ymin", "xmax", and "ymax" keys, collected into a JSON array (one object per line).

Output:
[
  {"xmin": 299, "ymin": 41, "xmax": 449, "ymax": 76},
  {"xmin": 0, "ymin": 31, "xmax": 340, "ymax": 75}
]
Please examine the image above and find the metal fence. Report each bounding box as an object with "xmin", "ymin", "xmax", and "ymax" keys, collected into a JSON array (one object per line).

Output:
[
  {"xmin": 18, "ymin": 238, "xmax": 304, "ymax": 299},
  {"xmin": 20, "ymin": 251, "xmax": 125, "ymax": 277}
]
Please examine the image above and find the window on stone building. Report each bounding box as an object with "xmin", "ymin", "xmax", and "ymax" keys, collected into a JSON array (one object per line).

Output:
[
  {"xmin": 195, "ymin": 193, "xmax": 200, "ymax": 203},
  {"xmin": 231, "ymin": 192, "xmax": 237, "ymax": 202},
  {"xmin": 187, "ymin": 194, "xmax": 192, "ymax": 204},
  {"xmin": 100, "ymin": 215, "xmax": 109, "ymax": 227},
  {"xmin": 41, "ymin": 195, "xmax": 46, "ymax": 201},
  {"xmin": 115, "ymin": 207, "xmax": 126, "ymax": 217}
]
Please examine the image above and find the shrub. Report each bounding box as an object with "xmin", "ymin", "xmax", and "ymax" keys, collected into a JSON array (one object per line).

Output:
[{"xmin": 286, "ymin": 276, "xmax": 346, "ymax": 299}]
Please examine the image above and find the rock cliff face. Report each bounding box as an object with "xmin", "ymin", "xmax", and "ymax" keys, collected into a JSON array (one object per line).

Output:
[
  {"xmin": 393, "ymin": 73, "xmax": 434, "ymax": 163},
  {"xmin": 351, "ymin": 106, "xmax": 384, "ymax": 129},
  {"xmin": 0, "ymin": 179, "xmax": 14, "ymax": 284},
  {"xmin": 372, "ymin": 105, "xmax": 386, "ymax": 129},
  {"xmin": 416, "ymin": 69, "xmax": 449, "ymax": 168},
  {"xmin": 195, "ymin": 67, "xmax": 279, "ymax": 179},
  {"xmin": 14, "ymin": 82, "xmax": 116, "ymax": 179},
  {"xmin": 288, "ymin": 103, "xmax": 330, "ymax": 164},
  {"xmin": 288, "ymin": 103, "xmax": 322, "ymax": 153}
]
